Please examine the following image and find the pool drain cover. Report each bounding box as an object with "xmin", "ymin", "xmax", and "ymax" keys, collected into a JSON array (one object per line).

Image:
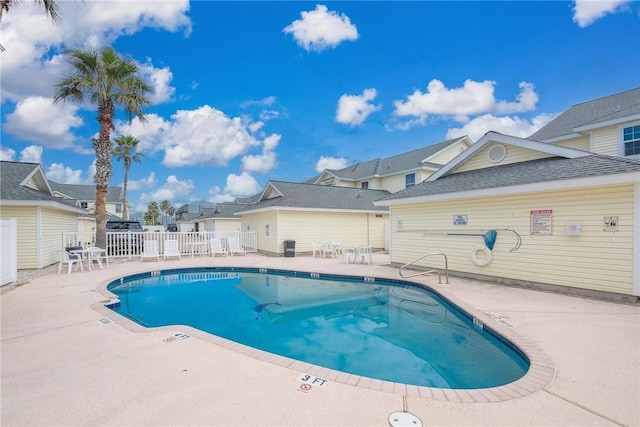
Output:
[{"xmin": 389, "ymin": 411, "xmax": 422, "ymax": 427}]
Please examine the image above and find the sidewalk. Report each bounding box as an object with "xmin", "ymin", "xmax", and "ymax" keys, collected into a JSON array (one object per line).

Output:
[{"xmin": 2, "ymin": 254, "xmax": 638, "ymax": 426}]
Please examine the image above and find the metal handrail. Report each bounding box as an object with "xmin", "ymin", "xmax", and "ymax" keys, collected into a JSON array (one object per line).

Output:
[{"xmin": 399, "ymin": 252, "xmax": 449, "ymax": 284}]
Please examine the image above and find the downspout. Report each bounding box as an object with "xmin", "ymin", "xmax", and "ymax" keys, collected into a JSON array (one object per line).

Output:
[
  {"xmin": 36, "ymin": 207, "xmax": 42, "ymax": 268},
  {"xmin": 633, "ymin": 182, "xmax": 640, "ymax": 296}
]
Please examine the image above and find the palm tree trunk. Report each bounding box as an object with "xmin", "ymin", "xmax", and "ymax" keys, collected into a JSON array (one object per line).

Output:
[
  {"xmin": 94, "ymin": 99, "xmax": 114, "ymax": 249},
  {"xmin": 122, "ymin": 158, "xmax": 130, "ymax": 220}
]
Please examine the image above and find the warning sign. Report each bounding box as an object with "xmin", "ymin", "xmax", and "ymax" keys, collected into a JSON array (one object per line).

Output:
[
  {"xmin": 297, "ymin": 374, "xmax": 328, "ymax": 393},
  {"xmin": 530, "ymin": 209, "xmax": 552, "ymax": 235}
]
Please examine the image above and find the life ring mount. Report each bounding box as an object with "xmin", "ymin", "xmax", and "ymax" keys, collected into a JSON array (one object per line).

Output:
[{"xmin": 470, "ymin": 245, "xmax": 492, "ymax": 266}]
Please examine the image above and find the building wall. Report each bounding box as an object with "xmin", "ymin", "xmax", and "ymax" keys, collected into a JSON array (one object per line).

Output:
[
  {"xmin": 551, "ymin": 134, "xmax": 590, "ymax": 151},
  {"xmin": 379, "ymin": 173, "xmax": 410, "ymax": 193},
  {"xmin": 591, "ymin": 125, "xmax": 619, "ymax": 156},
  {"xmin": 242, "ymin": 210, "xmax": 389, "ymax": 255},
  {"xmin": 456, "ymin": 143, "xmax": 553, "ymax": 173},
  {"xmin": 1, "ymin": 206, "xmax": 37, "ymax": 270},
  {"xmin": 390, "ymin": 184, "xmax": 636, "ymax": 296},
  {"xmin": 0, "ymin": 205, "xmax": 78, "ymax": 269},
  {"xmin": 40, "ymin": 208, "xmax": 79, "ymax": 268},
  {"xmin": 214, "ymin": 219, "xmax": 242, "ymax": 233},
  {"xmin": 428, "ymin": 140, "xmax": 469, "ymax": 165}
]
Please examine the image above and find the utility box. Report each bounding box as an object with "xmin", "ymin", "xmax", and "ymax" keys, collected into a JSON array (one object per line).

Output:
[{"xmin": 283, "ymin": 240, "xmax": 295, "ymax": 257}]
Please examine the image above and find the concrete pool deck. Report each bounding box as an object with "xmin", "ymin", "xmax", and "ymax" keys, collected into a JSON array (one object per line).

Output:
[{"xmin": 1, "ymin": 253, "xmax": 639, "ymax": 426}]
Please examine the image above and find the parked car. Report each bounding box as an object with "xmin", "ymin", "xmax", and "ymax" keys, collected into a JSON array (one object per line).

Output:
[
  {"xmin": 106, "ymin": 220, "xmax": 144, "ymax": 256},
  {"xmin": 166, "ymin": 223, "xmax": 178, "ymax": 232}
]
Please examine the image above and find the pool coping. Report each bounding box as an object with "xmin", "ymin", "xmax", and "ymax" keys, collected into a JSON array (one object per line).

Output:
[{"xmin": 92, "ymin": 265, "xmax": 555, "ymax": 403}]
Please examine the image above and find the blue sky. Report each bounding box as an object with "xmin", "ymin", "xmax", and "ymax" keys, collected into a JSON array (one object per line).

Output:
[{"xmin": 1, "ymin": 1, "xmax": 639, "ymax": 215}]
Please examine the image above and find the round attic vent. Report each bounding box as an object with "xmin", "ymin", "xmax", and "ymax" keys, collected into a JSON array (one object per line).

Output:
[{"xmin": 487, "ymin": 144, "xmax": 507, "ymax": 163}]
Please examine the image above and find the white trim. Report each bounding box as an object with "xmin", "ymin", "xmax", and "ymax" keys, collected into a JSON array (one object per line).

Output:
[
  {"xmin": 575, "ymin": 114, "xmax": 640, "ymax": 133},
  {"xmin": 235, "ymin": 206, "xmax": 389, "ymax": 215},
  {"xmin": 1, "ymin": 199, "xmax": 88, "ymax": 214},
  {"xmin": 375, "ymin": 172, "xmax": 640, "ymax": 206},
  {"xmin": 36, "ymin": 207, "xmax": 42, "ymax": 268},
  {"xmin": 427, "ymin": 132, "xmax": 590, "ymax": 182},
  {"xmin": 633, "ymin": 182, "xmax": 640, "ymax": 296}
]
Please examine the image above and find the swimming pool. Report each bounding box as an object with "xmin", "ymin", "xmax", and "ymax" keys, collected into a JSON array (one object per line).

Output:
[{"xmin": 106, "ymin": 267, "xmax": 529, "ymax": 389}]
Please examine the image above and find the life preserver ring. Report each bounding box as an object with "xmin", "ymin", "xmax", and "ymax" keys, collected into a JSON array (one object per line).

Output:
[{"xmin": 470, "ymin": 245, "xmax": 492, "ymax": 266}]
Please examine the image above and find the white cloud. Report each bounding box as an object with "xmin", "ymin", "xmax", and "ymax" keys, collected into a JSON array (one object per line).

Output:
[
  {"xmin": 1, "ymin": 147, "xmax": 16, "ymax": 161},
  {"xmin": 136, "ymin": 175, "xmax": 195, "ymax": 211},
  {"xmin": 316, "ymin": 156, "xmax": 348, "ymax": 172},
  {"xmin": 45, "ymin": 162, "xmax": 85, "ymax": 184},
  {"xmin": 393, "ymin": 80, "xmax": 539, "ymax": 129},
  {"xmin": 572, "ymin": 0, "xmax": 631, "ymax": 27},
  {"xmin": 336, "ymin": 88, "xmax": 382, "ymax": 126},
  {"xmin": 284, "ymin": 4, "xmax": 358, "ymax": 51},
  {"xmin": 241, "ymin": 134, "xmax": 280, "ymax": 173},
  {"xmin": 3, "ymin": 96, "xmax": 84, "ymax": 149},
  {"xmin": 114, "ymin": 113, "xmax": 169, "ymax": 153},
  {"xmin": 445, "ymin": 113, "xmax": 556, "ymax": 142},
  {"xmin": 19, "ymin": 145, "xmax": 43, "ymax": 163},
  {"xmin": 139, "ymin": 60, "xmax": 175, "ymax": 104},
  {"xmin": 208, "ymin": 185, "xmax": 236, "ymax": 203},
  {"xmin": 224, "ymin": 172, "xmax": 261, "ymax": 196},
  {"xmin": 126, "ymin": 172, "xmax": 157, "ymax": 191},
  {"xmin": 0, "ymin": 1, "xmax": 191, "ymax": 103}
]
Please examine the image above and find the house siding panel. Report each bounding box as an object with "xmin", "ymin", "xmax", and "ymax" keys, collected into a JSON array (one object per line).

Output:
[
  {"xmin": 40, "ymin": 208, "xmax": 78, "ymax": 268},
  {"xmin": 428, "ymin": 141, "xmax": 468, "ymax": 165},
  {"xmin": 592, "ymin": 126, "xmax": 619, "ymax": 156},
  {"xmin": 390, "ymin": 184, "xmax": 635, "ymax": 295},
  {"xmin": 1, "ymin": 206, "xmax": 37, "ymax": 269},
  {"xmin": 456, "ymin": 144, "xmax": 553, "ymax": 173},
  {"xmin": 552, "ymin": 135, "xmax": 589, "ymax": 151}
]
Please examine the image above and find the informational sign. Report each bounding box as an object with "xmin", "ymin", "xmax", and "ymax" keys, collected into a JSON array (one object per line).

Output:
[
  {"xmin": 530, "ymin": 209, "xmax": 552, "ymax": 235},
  {"xmin": 452, "ymin": 215, "xmax": 468, "ymax": 225},
  {"xmin": 604, "ymin": 216, "xmax": 619, "ymax": 232}
]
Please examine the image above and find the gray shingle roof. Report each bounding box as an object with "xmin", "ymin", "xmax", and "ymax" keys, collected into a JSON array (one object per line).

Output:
[
  {"xmin": 49, "ymin": 181, "xmax": 123, "ymax": 203},
  {"xmin": 325, "ymin": 137, "xmax": 465, "ymax": 180},
  {"xmin": 198, "ymin": 202, "xmax": 248, "ymax": 220},
  {"xmin": 0, "ymin": 162, "xmax": 87, "ymax": 214},
  {"xmin": 378, "ymin": 155, "xmax": 640, "ymax": 202},
  {"xmin": 530, "ymin": 88, "xmax": 640, "ymax": 142},
  {"xmin": 238, "ymin": 181, "xmax": 390, "ymax": 213}
]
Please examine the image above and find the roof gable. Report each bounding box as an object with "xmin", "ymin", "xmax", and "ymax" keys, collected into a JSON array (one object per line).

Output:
[{"xmin": 428, "ymin": 132, "xmax": 590, "ymax": 181}]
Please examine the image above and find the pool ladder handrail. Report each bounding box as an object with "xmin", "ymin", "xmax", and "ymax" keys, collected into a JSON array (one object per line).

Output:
[{"xmin": 399, "ymin": 252, "xmax": 449, "ymax": 284}]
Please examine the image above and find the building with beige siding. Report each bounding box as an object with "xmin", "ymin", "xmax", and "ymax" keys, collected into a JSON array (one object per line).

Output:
[
  {"xmin": 236, "ymin": 181, "xmax": 390, "ymax": 256},
  {"xmin": 49, "ymin": 181, "xmax": 125, "ymax": 219},
  {"xmin": 1, "ymin": 162, "xmax": 89, "ymax": 270}
]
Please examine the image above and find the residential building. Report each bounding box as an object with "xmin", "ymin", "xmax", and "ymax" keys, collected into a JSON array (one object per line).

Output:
[{"xmin": 49, "ymin": 181, "xmax": 125, "ymax": 219}]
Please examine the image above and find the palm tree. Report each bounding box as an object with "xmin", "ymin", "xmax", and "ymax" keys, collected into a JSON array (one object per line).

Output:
[
  {"xmin": 146, "ymin": 201, "xmax": 160, "ymax": 225},
  {"xmin": 113, "ymin": 135, "xmax": 144, "ymax": 220},
  {"xmin": 1, "ymin": 0, "xmax": 62, "ymax": 51},
  {"xmin": 54, "ymin": 47, "xmax": 151, "ymax": 249},
  {"xmin": 0, "ymin": 0, "xmax": 61, "ymax": 22},
  {"xmin": 160, "ymin": 200, "xmax": 172, "ymax": 225}
]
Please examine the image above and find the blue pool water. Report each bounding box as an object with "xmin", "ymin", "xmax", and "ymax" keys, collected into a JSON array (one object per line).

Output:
[{"xmin": 107, "ymin": 268, "xmax": 528, "ymax": 389}]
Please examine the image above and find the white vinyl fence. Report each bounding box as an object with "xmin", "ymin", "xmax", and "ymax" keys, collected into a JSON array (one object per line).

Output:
[
  {"xmin": 63, "ymin": 230, "xmax": 257, "ymax": 259},
  {"xmin": 1, "ymin": 219, "xmax": 18, "ymax": 286}
]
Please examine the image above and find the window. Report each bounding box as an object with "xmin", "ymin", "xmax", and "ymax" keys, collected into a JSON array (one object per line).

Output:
[
  {"xmin": 405, "ymin": 173, "xmax": 416, "ymax": 188},
  {"xmin": 361, "ymin": 181, "xmax": 368, "ymax": 189},
  {"xmin": 623, "ymin": 125, "xmax": 640, "ymax": 157},
  {"xmin": 115, "ymin": 203, "xmax": 122, "ymax": 213},
  {"xmin": 80, "ymin": 201, "xmax": 88, "ymax": 209}
]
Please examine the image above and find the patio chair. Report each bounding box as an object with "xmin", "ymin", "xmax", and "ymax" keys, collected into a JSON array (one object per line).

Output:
[
  {"xmin": 209, "ymin": 238, "xmax": 228, "ymax": 257},
  {"xmin": 322, "ymin": 242, "xmax": 336, "ymax": 258},
  {"xmin": 342, "ymin": 246, "xmax": 356, "ymax": 264},
  {"xmin": 311, "ymin": 242, "xmax": 321, "ymax": 258},
  {"xmin": 228, "ymin": 236, "xmax": 246, "ymax": 256},
  {"xmin": 87, "ymin": 247, "xmax": 109, "ymax": 270},
  {"xmin": 57, "ymin": 249, "xmax": 84, "ymax": 274},
  {"xmin": 140, "ymin": 240, "xmax": 160, "ymax": 262},
  {"xmin": 355, "ymin": 245, "xmax": 373, "ymax": 265},
  {"xmin": 163, "ymin": 239, "xmax": 181, "ymax": 260}
]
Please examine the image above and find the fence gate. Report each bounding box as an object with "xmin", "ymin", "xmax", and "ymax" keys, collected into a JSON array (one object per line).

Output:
[{"xmin": 1, "ymin": 219, "xmax": 18, "ymax": 286}]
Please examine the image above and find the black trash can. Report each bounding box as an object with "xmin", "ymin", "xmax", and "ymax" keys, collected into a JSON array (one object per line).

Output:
[{"xmin": 283, "ymin": 240, "xmax": 295, "ymax": 257}]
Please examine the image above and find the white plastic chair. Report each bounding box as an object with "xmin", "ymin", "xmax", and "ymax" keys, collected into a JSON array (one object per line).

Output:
[
  {"xmin": 87, "ymin": 247, "xmax": 109, "ymax": 270},
  {"xmin": 311, "ymin": 242, "xmax": 321, "ymax": 258},
  {"xmin": 228, "ymin": 236, "xmax": 246, "ymax": 256},
  {"xmin": 209, "ymin": 238, "xmax": 228, "ymax": 257},
  {"xmin": 140, "ymin": 240, "xmax": 160, "ymax": 262},
  {"xmin": 57, "ymin": 250, "xmax": 84, "ymax": 274},
  {"xmin": 163, "ymin": 239, "xmax": 181, "ymax": 260},
  {"xmin": 322, "ymin": 242, "xmax": 336, "ymax": 258},
  {"xmin": 355, "ymin": 245, "xmax": 373, "ymax": 264},
  {"xmin": 342, "ymin": 246, "xmax": 356, "ymax": 264}
]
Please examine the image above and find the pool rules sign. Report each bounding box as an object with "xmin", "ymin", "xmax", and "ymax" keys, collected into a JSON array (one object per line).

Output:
[{"xmin": 530, "ymin": 209, "xmax": 552, "ymax": 235}]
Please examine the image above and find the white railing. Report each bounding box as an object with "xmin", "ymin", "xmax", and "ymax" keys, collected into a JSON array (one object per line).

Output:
[{"xmin": 62, "ymin": 230, "xmax": 257, "ymax": 259}]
